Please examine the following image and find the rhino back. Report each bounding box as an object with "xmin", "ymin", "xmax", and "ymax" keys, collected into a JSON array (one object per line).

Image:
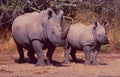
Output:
[{"xmin": 67, "ymin": 23, "xmax": 95, "ymax": 48}]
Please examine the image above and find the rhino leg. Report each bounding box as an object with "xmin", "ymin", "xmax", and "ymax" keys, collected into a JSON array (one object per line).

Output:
[
  {"xmin": 83, "ymin": 46, "xmax": 91, "ymax": 65},
  {"xmin": 32, "ymin": 40, "xmax": 45, "ymax": 66},
  {"xmin": 92, "ymin": 50, "xmax": 98, "ymax": 65},
  {"xmin": 46, "ymin": 46, "xmax": 55, "ymax": 65},
  {"xmin": 70, "ymin": 47, "xmax": 77, "ymax": 62},
  {"xmin": 92, "ymin": 46, "xmax": 100, "ymax": 65},
  {"xmin": 64, "ymin": 47, "xmax": 70, "ymax": 64},
  {"xmin": 27, "ymin": 49, "xmax": 37, "ymax": 64},
  {"xmin": 16, "ymin": 45, "xmax": 25, "ymax": 63}
]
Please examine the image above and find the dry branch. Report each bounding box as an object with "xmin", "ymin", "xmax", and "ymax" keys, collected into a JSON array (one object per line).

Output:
[
  {"xmin": 30, "ymin": 7, "xmax": 41, "ymax": 13},
  {"xmin": 63, "ymin": 16, "xmax": 74, "ymax": 23},
  {"xmin": 61, "ymin": 3, "xmax": 77, "ymax": 7}
]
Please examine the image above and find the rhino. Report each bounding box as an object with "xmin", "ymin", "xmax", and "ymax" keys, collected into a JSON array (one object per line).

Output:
[
  {"xmin": 12, "ymin": 8, "xmax": 70, "ymax": 66},
  {"xmin": 64, "ymin": 21, "xmax": 109, "ymax": 65}
]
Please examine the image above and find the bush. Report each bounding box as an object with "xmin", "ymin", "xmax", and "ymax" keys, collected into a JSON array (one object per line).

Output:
[
  {"xmin": 0, "ymin": 0, "xmax": 120, "ymax": 53},
  {"xmin": 101, "ymin": 45, "xmax": 110, "ymax": 53}
]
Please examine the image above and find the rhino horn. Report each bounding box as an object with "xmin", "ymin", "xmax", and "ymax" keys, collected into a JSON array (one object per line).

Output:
[
  {"xmin": 56, "ymin": 10, "xmax": 64, "ymax": 24},
  {"xmin": 61, "ymin": 25, "xmax": 70, "ymax": 39},
  {"xmin": 57, "ymin": 10, "xmax": 64, "ymax": 18}
]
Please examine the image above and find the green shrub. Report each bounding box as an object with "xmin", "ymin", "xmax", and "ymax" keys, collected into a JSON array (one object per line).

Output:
[{"xmin": 101, "ymin": 45, "xmax": 110, "ymax": 53}]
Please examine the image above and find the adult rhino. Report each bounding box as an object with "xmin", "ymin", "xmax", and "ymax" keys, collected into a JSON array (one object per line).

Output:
[
  {"xmin": 12, "ymin": 8, "xmax": 69, "ymax": 66},
  {"xmin": 64, "ymin": 21, "xmax": 109, "ymax": 65}
]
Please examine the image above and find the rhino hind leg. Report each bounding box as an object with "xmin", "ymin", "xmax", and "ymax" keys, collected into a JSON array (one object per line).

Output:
[
  {"xmin": 46, "ymin": 46, "xmax": 55, "ymax": 65},
  {"xmin": 27, "ymin": 49, "xmax": 37, "ymax": 64},
  {"xmin": 70, "ymin": 47, "xmax": 77, "ymax": 62},
  {"xmin": 83, "ymin": 46, "xmax": 91, "ymax": 65},
  {"xmin": 16, "ymin": 45, "xmax": 25, "ymax": 63}
]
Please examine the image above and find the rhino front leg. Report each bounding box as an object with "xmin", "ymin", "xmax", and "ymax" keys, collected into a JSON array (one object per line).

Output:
[
  {"xmin": 32, "ymin": 40, "xmax": 45, "ymax": 66},
  {"xmin": 92, "ymin": 46, "xmax": 100, "ymax": 65},
  {"xmin": 64, "ymin": 48, "xmax": 70, "ymax": 64},
  {"xmin": 83, "ymin": 46, "xmax": 91, "ymax": 65},
  {"xmin": 92, "ymin": 50, "xmax": 98, "ymax": 65},
  {"xmin": 46, "ymin": 46, "xmax": 55, "ymax": 65}
]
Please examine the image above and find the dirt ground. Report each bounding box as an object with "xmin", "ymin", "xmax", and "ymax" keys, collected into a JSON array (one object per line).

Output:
[{"xmin": 0, "ymin": 48, "xmax": 120, "ymax": 77}]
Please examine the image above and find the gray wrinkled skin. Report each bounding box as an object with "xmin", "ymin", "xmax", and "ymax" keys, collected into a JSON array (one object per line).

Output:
[
  {"xmin": 12, "ymin": 8, "xmax": 69, "ymax": 66},
  {"xmin": 64, "ymin": 21, "xmax": 109, "ymax": 65}
]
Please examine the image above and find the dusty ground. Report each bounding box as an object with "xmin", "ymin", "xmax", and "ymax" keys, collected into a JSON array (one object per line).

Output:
[{"xmin": 0, "ymin": 48, "xmax": 120, "ymax": 77}]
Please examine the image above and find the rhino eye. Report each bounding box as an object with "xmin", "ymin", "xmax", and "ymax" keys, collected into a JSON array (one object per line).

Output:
[{"xmin": 52, "ymin": 31, "xmax": 54, "ymax": 34}]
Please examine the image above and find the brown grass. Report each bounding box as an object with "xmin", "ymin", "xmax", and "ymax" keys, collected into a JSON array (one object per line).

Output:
[
  {"xmin": 0, "ymin": 37, "xmax": 16, "ymax": 53},
  {"xmin": 0, "ymin": 29, "xmax": 16, "ymax": 54}
]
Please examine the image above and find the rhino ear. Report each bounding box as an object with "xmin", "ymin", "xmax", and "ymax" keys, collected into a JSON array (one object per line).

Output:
[
  {"xmin": 103, "ymin": 21, "xmax": 108, "ymax": 27},
  {"xmin": 48, "ymin": 10, "xmax": 53, "ymax": 19},
  {"xmin": 93, "ymin": 21, "xmax": 98, "ymax": 30}
]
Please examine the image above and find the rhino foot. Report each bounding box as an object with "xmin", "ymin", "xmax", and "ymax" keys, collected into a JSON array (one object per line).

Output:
[
  {"xmin": 72, "ymin": 58, "xmax": 78, "ymax": 62},
  {"xmin": 64, "ymin": 57, "xmax": 70, "ymax": 64},
  {"xmin": 46, "ymin": 63, "xmax": 53, "ymax": 66},
  {"xmin": 92, "ymin": 61, "xmax": 98, "ymax": 65},
  {"xmin": 36, "ymin": 62, "xmax": 46, "ymax": 66},
  {"xmin": 18, "ymin": 59, "xmax": 26, "ymax": 63},
  {"xmin": 30, "ymin": 58, "xmax": 38, "ymax": 64},
  {"xmin": 64, "ymin": 60, "xmax": 71, "ymax": 66},
  {"xmin": 35, "ymin": 59, "xmax": 46, "ymax": 66},
  {"xmin": 84, "ymin": 61, "xmax": 91, "ymax": 65},
  {"xmin": 46, "ymin": 60, "xmax": 53, "ymax": 66}
]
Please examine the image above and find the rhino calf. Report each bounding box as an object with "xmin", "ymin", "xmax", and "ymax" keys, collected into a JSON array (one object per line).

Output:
[{"xmin": 64, "ymin": 21, "xmax": 109, "ymax": 65}]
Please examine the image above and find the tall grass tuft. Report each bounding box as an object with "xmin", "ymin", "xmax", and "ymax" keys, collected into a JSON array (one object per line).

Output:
[{"xmin": 0, "ymin": 28, "xmax": 16, "ymax": 54}]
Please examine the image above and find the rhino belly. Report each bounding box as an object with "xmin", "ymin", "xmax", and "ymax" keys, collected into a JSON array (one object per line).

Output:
[{"xmin": 67, "ymin": 37, "xmax": 81, "ymax": 49}]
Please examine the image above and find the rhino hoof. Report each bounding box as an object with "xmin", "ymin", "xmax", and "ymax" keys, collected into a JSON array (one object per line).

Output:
[
  {"xmin": 46, "ymin": 62, "xmax": 53, "ymax": 66},
  {"xmin": 63, "ymin": 63, "xmax": 71, "ymax": 66},
  {"xmin": 30, "ymin": 58, "xmax": 38, "ymax": 64},
  {"xmin": 46, "ymin": 61, "xmax": 53, "ymax": 66},
  {"xmin": 36, "ymin": 63, "xmax": 46, "ymax": 66},
  {"xmin": 64, "ymin": 61, "xmax": 70, "ymax": 65},
  {"xmin": 35, "ymin": 62, "xmax": 46, "ymax": 66},
  {"xmin": 63, "ymin": 61, "xmax": 71, "ymax": 66},
  {"xmin": 72, "ymin": 58, "xmax": 78, "ymax": 62},
  {"xmin": 64, "ymin": 59, "xmax": 70, "ymax": 64},
  {"xmin": 84, "ymin": 61, "xmax": 91, "ymax": 65},
  {"xmin": 92, "ymin": 62, "xmax": 98, "ymax": 65},
  {"xmin": 17, "ymin": 59, "xmax": 26, "ymax": 64},
  {"xmin": 46, "ymin": 60, "xmax": 53, "ymax": 66}
]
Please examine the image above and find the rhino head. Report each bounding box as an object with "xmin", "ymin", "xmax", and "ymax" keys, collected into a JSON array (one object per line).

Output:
[
  {"xmin": 93, "ymin": 21, "xmax": 109, "ymax": 45},
  {"xmin": 42, "ymin": 8, "xmax": 69, "ymax": 46}
]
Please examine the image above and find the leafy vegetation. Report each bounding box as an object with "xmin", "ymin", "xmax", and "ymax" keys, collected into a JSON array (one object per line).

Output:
[{"xmin": 0, "ymin": 0, "xmax": 120, "ymax": 52}]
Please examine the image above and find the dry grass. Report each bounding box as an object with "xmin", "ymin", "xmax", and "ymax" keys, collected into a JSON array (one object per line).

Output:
[{"xmin": 0, "ymin": 30, "xmax": 16, "ymax": 54}]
